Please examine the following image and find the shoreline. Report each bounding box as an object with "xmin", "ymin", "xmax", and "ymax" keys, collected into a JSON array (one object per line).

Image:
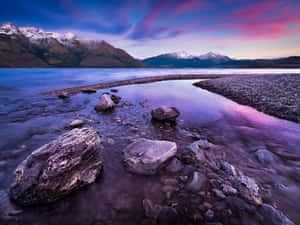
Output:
[
  {"xmin": 194, "ymin": 74, "xmax": 300, "ymax": 123},
  {"xmin": 41, "ymin": 74, "xmax": 234, "ymax": 95}
]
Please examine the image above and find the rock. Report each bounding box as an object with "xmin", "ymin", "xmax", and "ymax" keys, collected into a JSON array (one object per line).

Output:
[
  {"xmin": 184, "ymin": 140, "xmax": 208, "ymax": 162},
  {"xmin": 58, "ymin": 91, "xmax": 69, "ymax": 99},
  {"xmin": 259, "ymin": 204, "xmax": 295, "ymax": 225},
  {"xmin": 205, "ymin": 209, "xmax": 214, "ymax": 221},
  {"xmin": 222, "ymin": 184, "xmax": 237, "ymax": 195},
  {"xmin": 70, "ymin": 119, "xmax": 85, "ymax": 128},
  {"xmin": 151, "ymin": 106, "xmax": 180, "ymax": 122},
  {"xmin": 237, "ymin": 173, "xmax": 261, "ymax": 202},
  {"xmin": 212, "ymin": 189, "xmax": 226, "ymax": 199},
  {"xmin": 10, "ymin": 128, "xmax": 103, "ymax": 205},
  {"xmin": 165, "ymin": 158, "xmax": 183, "ymax": 173},
  {"xmin": 143, "ymin": 199, "xmax": 162, "ymax": 219},
  {"xmin": 7, "ymin": 209, "xmax": 23, "ymax": 216},
  {"xmin": 81, "ymin": 88, "xmax": 97, "ymax": 93},
  {"xmin": 111, "ymin": 94, "xmax": 121, "ymax": 104},
  {"xmin": 203, "ymin": 202, "xmax": 213, "ymax": 209},
  {"xmin": 123, "ymin": 138, "xmax": 177, "ymax": 175},
  {"xmin": 157, "ymin": 207, "xmax": 179, "ymax": 225},
  {"xmin": 254, "ymin": 149, "xmax": 275, "ymax": 165},
  {"xmin": 186, "ymin": 171, "xmax": 207, "ymax": 192},
  {"xmin": 220, "ymin": 162, "xmax": 237, "ymax": 176},
  {"xmin": 110, "ymin": 89, "xmax": 118, "ymax": 93},
  {"xmin": 94, "ymin": 94, "xmax": 115, "ymax": 112}
]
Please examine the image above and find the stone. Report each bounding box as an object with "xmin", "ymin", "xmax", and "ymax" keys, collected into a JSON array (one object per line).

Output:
[
  {"xmin": 254, "ymin": 149, "xmax": 275, "ymax": 165},
  {"xmin": 123, "ymin": 138, "xmax": 177, "ymax": 175},
  {"xmin": 237, "ymin": 173, "xmax": 261, "ymax": 202},
  {"xmin": 81, "ymin": 88, "xmax": 97, "ymax": 93},
  {"xmin": 70, "ymin": 119, "xmax": 85, "ymax": 128},
  {"xmin": 222, "ymin": 184, "xmax": 237, "ymax": 195},
  {"xmin": 186, "ymin": 171, "xmax": 207, "ymax": 192},
  {"xmin": 203, "ymin": 202, "xmax": 213, "ymax": 209},
  {"xmin": 110, "ymin": 89, "xmax": 118, "ymax": 93},
  {"xmin": 205, "ymin": 209, "xmax": 214, "ymax": 221},
  {"xmin": 58, "ymin": 91, "xmax": 69, "ymax": 99},
  {"xmin": 151, "ymin": 106, "xmax": 180, "ymax": 122},
  {"xmin": 94, "ymin": 94, "xmax": 115, "ymax": 112},
  {"xmin": 143, "ymin": 199, "xmax": 162, "ymax": 219},
  {"xmin": 157, "ymin": 207, "xmax": 179, "ymax": 225},
  {"xmin": 259, "ymin": 204, "xmax": 295, "ymax": 225},
  {"xmin": 220, "ymin": 162, "xmax": 237, "ymax": 176},
  {"xmin": 165, "ymin": 158, "xmax": 183, "ymax": 173},
  {"xmin": 10, "ymin": 128, "xmax": 103, "ymax": 205},
  {"xmin": 212, "ymin": 189, "xmax": 226, "ymax": 199},
  {"xmin": 184, "ymin": 140, "xmax": 207, "ymax": 162},
  {"xmin": 111, "ymin": 94, "xmax": 121, "ymax": 104}
]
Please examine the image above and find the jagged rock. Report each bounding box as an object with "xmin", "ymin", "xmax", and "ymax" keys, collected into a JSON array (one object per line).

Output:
[
  {"xmin": 70, "ymin": 119, "xmax": 85, "ymax": 128},
  {"xmin": 254, "ymin": 149, "xmax": 275, "ymax": 165},
  {"xmin": 123, "ymin": 138, "xmax": 177, "ymax": 175},
  {"xmin": 165, "ymin": 158, "xmax": 183, "ymax": 173},
  {"xmin": 186, "ymin": 171, "xmax": 207, "ymax": 192},
  {"xmin": 259, "ymin": 204, "xmax": 295, "ymax": 225},
  {"xmin": 151, "ymin": 106, "xmax": 180, "ymax": 122},
  {"xmin": 58, "ymin": 91, "xmax": 69, "ymax": 99},
  {"xmin": 237, "ymin": 173, "xmax": 261, "ymax": 202},
  {"xmin": 94, "ymin": 94, "xmax": 115, "ymax": 112},
  {"xmin": 111, "ymin": 94, "xmax": 121, "ymax": 104},
  {"xmin": 9, "ymin": 128, "xmax": 103, "ymax": 205}
]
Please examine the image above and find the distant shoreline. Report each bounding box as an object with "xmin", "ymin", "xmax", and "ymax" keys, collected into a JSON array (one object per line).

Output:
[{"xmin": 194, "ymin": 74, "xmax": 300, "ymax": 123}]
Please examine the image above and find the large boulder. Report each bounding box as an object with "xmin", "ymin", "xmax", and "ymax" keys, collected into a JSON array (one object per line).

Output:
[
  {"xmin": 95, "ymin": 94, "xmax": 115, "ymax": 112},
  {"xmin": 151, "ymin": 106, "xmax": 180, "ymax": 122},
  {"xmin": 123, "ymin": 138, "xmax": 177, "ymax": 175},
  {"xmin": 10, "ymin": 128, "xmax": 103, "ymax": 205}
]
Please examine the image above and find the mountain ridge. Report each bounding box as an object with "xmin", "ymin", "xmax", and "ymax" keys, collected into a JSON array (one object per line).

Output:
[{"xmin": 0, "ymin": 22, "xmax": 145, "ymax": 68}]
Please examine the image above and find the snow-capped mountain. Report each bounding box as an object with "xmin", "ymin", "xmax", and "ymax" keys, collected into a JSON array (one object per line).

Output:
[
  {"xmin": 156, "ymin": 50, "xmax": 231, "ymax": 61},
  {"xmin": 0, "ymin": 22, "xmax": 145, "ymax": 67},
  {"xmin": 198, "ymin": 51, "xmax": 231, "ymax": 61}
]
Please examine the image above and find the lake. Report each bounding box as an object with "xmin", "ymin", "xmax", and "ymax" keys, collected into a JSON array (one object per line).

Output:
[{"xmin": 0, "ymin": 68, "xmax": 300, "ymax": 225}]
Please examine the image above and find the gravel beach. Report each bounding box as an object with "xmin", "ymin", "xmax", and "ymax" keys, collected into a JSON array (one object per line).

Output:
[{"xmin": 194, "ymin": 74, "xmax": 300, "ymax": 123}]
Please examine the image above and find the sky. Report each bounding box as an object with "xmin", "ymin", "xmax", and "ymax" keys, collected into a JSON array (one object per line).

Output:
[{"xmin": 1, "ymin": 0, "xmax": 300, "ymax": 59}]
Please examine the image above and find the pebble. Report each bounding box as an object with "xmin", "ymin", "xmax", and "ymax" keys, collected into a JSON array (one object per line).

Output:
[
  {"xmin": 70, "ymin": 119, "xmax": 85, "ymax": 128},
  {"xmin": 222, "ymin": 184, "xmax": 237, "ymax": 195},
  {"xmin": 205, "ymin": 209, "xmax": 214, "ymax": 221},
  {"xmin": 186, "ymin": 171, "xmax": 207, "ymax": 192},
  {"xmin": 212, "ymin": 189, "xmax": 226, "ymax": 199},
  {"xmin": 203, "ymin": 202, "xmax": 213, "ymax": 209}
]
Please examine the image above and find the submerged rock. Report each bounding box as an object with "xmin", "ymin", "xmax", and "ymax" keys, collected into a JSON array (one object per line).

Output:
[
  {"xmin": 111, "ymin": 94, "xmax": 121, "ymax": 104},
  {"xmin": 95, "ymin": 94, "xmax": 115, "ymax": 112},
  {"xmin": 259, "ymin": 204, "xmax": 295, "ymax": 225},
  {"xmin": 70, "ymin": 119, "xmax": 85, "ymax": 128},
  {"xmin": 254, "ymin": 149, "xmax": 275, "ymax": 165},
  {"xmin": 10, "ymin": 128, "xmax": 103, "ymax": 205},
  {"xmin": 123, "ymin": 138, "xmax": 177, "ymax": 175},
  {"xmin": 58, "ymin": 91, "xmax": 69, "ymax": 99},
  {"xmin": 151, "ymin": 106, "xmax": 180, "ymax": 122}
]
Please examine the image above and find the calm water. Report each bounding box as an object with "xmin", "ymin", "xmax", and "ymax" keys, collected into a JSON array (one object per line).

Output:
[{"xmin": 0, "ymin": 68, "xmax": 300, "ymax": 225}]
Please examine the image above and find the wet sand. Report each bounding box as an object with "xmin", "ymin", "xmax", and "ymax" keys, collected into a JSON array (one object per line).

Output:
[{"xmin": 194, "ymin": 74, "xmax": 300, "ymax": 123}]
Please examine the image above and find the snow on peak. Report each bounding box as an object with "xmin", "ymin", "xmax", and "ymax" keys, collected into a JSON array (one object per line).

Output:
[
  {"xmin": 198, "ymin": 52, "xmax": 229, "ymax": 60},
  {"xmin": 0, "ymin": 22, "xmax": 78, "ymax": 45},
  {"xmin": 169, "ymin": 51, "xmax": 194, "ymax": 59},
  {"xmin": 0, "ymin": 22, "xmax": 21, "ymax": 35}
]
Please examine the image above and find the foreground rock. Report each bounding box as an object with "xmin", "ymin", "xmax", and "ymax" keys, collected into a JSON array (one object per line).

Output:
[
  {"xmin": 151, "ymin": 106, "xmax": 180, "ymax": 122},
  {"xmin": 123, "ymin": 138, "xmax": 177, "ymax": 175},
  {"xmin": 94, "ymin": 94, "xmax": 115, "ymax": 112},
  {"xmin": 9, "ymin": 128, "xmax": 103, "ymax": 205}
]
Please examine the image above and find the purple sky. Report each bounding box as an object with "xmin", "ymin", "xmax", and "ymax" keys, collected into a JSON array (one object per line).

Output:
[{"xmin": 1, "ymin": 0, "xmax": 300, "ymax": 58}]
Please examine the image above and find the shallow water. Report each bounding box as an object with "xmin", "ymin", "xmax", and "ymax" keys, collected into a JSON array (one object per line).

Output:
[{"xmin": 0, "ymin": 69, "xmax": 300, "ymax": 225}]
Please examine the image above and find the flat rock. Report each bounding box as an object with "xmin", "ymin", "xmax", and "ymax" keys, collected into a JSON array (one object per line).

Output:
[
  {"xmin": 10, "ymin": 128, "xmax": 103, "ymax": 205},
  {"xmin": 123, "ymin": 138, "xmax": 177, "ymax": 175},
  {"xmin": 70, "ymin": 119, "xmax": 85, "ymax": 128},
  {"xmin": 254, "ymin": 149, "xmax": 275, "ymax": 165},
  {"xmin": 151, "ymin": 106, "xmax": 180, "ymax": 122},
  {"xmin": 95, "ymin": 94, "xmax": 115, "ymax": 112}
]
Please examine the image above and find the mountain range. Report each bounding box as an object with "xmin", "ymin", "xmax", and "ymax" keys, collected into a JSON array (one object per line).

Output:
[
  {"xmin": 141, "ymin": 51, "xmax": 300, "ymax": 68},
  {"xmin": 0, "ymin": 22, "xmax": 145, "ymax": 68}
]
